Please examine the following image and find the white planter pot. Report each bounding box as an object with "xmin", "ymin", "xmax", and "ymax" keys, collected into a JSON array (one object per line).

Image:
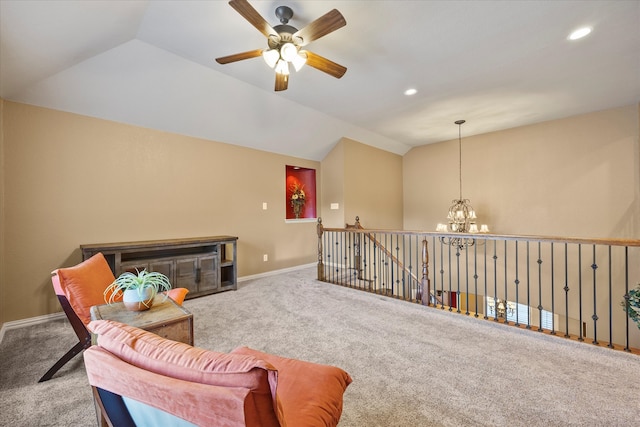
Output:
[{"xmin": 123, "ymin": 287, "xmax": 156, "ymax": 311}]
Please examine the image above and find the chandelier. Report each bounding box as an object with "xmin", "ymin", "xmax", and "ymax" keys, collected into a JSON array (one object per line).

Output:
[{"xmin": 436, "ymin": 120, "xmax": 488, "ymax": 247}]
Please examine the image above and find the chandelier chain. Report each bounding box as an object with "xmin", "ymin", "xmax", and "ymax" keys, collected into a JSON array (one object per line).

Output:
[{"xmin": 458, "ymin": 122, "xmax": 463, "ymax": 200}]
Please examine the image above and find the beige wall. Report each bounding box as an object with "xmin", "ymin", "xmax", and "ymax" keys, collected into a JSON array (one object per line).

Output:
[
  {"xmin": 319, "ymin": 139, "xmax": 345, "ymax": 228},
  {"xmin": 0, "ymin": 100, "xmax": 320, "ymax": 324},
  {"xmin": 2, "ymin": 100, "xmax": 638, "ymax": 325},
  {"xmin": 321, "ymin": 137, "xmax": 403, "ymax": 229},
  {"xmin": 404, "ymin": 105, "xmax": 640, "ymax": 239}
]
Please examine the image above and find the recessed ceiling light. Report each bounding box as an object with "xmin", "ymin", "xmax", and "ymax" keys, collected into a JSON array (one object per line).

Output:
[
  {"xmin": 568, "ymin": 26, "xmax": 592, "ymax": 41},
  {"xmin": 404, "ymin": 88, "xmax": 417, "ymax": 96}
]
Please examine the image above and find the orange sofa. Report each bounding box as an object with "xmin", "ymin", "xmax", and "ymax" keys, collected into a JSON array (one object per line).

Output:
[{"xmin": 85, "ymin": 320, "xmax": 352, "ymax": 426}]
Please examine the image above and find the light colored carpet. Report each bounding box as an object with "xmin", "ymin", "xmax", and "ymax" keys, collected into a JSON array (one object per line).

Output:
[{"xmin": 1, "ymin": 267, "xmax": 639, "ymax": 426}]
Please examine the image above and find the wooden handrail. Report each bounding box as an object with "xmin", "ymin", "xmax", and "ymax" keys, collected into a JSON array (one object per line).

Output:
[{"xmin": 322, "ymin": 227, "xmax": 640, "ymax": 248}]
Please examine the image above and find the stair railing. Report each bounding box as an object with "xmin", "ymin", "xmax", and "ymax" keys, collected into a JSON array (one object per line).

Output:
[{"xmin": 316, "ymin": 217, "xmax": 640, "ymax": 354}]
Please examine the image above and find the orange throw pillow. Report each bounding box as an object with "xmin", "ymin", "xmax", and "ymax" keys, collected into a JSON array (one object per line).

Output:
[{"xmin": 231, "ymin": 346, "xmax": 352, "ymax": 427}]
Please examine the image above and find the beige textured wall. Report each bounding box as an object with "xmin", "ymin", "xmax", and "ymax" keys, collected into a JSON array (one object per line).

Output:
[
  {"xmin": 321, "ymin": 138, "xmax": 403, "ymax": 230},
  {"xmin": 0, "ymin": 101, "xmax": 320, "ymax": 324},
  {"xmin": 319, "ymin": 139, "xmax": 345, "ymax": 228},
  {"xmin": 404, "ymin": 105, "xmax": 640, "ymax": 239},
  {"xmin": 342, "ymin": 138, "xmax": 403, "ymax": 229}
]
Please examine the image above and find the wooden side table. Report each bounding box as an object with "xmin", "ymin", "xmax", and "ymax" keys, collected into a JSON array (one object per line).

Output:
[{"xmin": 90, "ymin": 296, "xmax": 194, "ymax": 346}]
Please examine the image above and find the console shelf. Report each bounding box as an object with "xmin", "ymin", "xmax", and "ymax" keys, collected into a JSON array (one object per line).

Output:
[{"xmin": 81, "ymin": 236, "xmax": 238, "ymax": 299}]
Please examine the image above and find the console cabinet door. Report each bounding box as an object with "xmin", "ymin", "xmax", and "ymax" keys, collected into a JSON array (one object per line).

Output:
[
  {"xmin": 149, "ymin": 259, "xmax": 174, "ymax": 284},
  {"xmin": 175, "ymin": 254, "xmax": 220, "ymax": 294},
  {"xmin": 175, "ymin": 257, "xmax": 199, "ymax": 294},
  {"xmin": 197, "ymin": 254, "xmax": 219, "ymax": 293}
]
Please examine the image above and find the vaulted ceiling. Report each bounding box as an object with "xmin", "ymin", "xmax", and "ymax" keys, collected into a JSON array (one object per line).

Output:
[{"xmin": 1, "ymin": 1, "xmax": 639, "ymax": 161}]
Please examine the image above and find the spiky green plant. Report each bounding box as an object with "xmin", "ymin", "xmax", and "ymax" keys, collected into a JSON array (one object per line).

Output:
[
  {"xmin": 104, "ymin": 269, "xmax": 172, "ymax": 305},
  {"xmin": 622, "ymin": 284, "xmax": 640, "ymax": 329}
]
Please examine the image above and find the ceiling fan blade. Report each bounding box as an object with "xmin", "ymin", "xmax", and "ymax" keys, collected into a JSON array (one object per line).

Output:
[
  {"xmin": 215, "ymin": 49, "xmax": 263, "ymax": 64},
  {"xmin": 293, "ymin": 9, "xmax": 346, "ymax": 46},
  {"xmin": 228, "ymin": 0, "xmax": 278, "ymax": 39},
  {"xmin": 275, "ymin": 72, "xmax": 289, "ymax": 91},
  {"xmin": 304, "ymin": 51, "xmax": 347, "ymax": 79}
]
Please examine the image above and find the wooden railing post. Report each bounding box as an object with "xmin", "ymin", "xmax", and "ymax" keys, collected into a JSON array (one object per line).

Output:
[
  {"xmin": 420, "ymin": 238, "xmax": 431, "ymax": 305},
  {"xmin": 317, "ymin": 218, "xmax": 325, "ymax": 281},
  {"xmin": 353, "ymin": 217, "xmax": 363, "ymax": 279}
]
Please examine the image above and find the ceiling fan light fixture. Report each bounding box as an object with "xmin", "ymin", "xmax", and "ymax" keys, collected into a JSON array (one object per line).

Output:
[
  {"xmin": 216, "ymin": 1, "xmax": 347, "ymax": 91},
  {"xmin": 280, "ymin": 42, "xmax": 299, "ymax": 62},
  {"xmin": 275, "ymin": 59, "xmax": 290, "ymax": 75},
  {"xmin": 291, "ymin": 51, "xmax": 307, "ymax": 72},
  {"xmin": 262, "ymin": 49, "xmax": 279, "ymax": 68}
]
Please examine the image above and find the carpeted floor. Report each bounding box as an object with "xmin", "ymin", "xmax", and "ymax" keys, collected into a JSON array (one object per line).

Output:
[{"xmin": 1, "ymin": 267, "xmax": 639, "ymax": 426}]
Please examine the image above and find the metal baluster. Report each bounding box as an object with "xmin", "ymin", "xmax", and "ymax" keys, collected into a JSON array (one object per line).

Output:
[
  {"xmin": 607, "ymin": 246, "xmax": 613, "ymax": 348},
  {"xmin": 591, "ymin": 244, "xmax": 599, "ymax": 345},
  {"xmin": 537, "ymin": 242, "xmax": 543, "ymax": 332},
  {"xmin": 504, "ymin": 241, "xmax": 509, "ymax": 324},
  {"xmin": 448, "ymin": 241, "xmax": 453, "ymax": 312},
  {"xmin": 362, "ymin": 233, "xmax": 369, "ymax": 291},
  {"xmin": 473, "ymin": 240, "xmax": 479, "ymax": 317},
  {"xmin": 483, "ymin": 239, "xmax": 488, "ymax": 320},
  {"xmin": 384, "ymin": 233, "xmax": 389, "ymax": 295},
  {"xmin": 514, "ymin": 241, "xmax": 520, "ymax": 326},
  {"xmin": 464, "ymin": 241, "xmax": 469, "ymax": 315},
  {"xmin": 395, "ymin": 235, "xmax": 400, "ymax": 297},
  {"xmin": 493, "ymin": 240, "xmax": 498, "ymax": 321},
  {"xmin": 564, "ymin": 243, "xmax": 570, "ymax": 338},
  {"xmin": 372, "ymin": 234, "xmax": 377, "ymax": 292},
  {"xmin": 624, "ymin": 246, "xmax": 630, "ymax": 352},
  {"xmin": 440, "ymin": 238, "xmax": 445, "ymax": 309},
  {"xmin": 346, "ymin": 231, "xmax": 351, "ymax": 287},
  {"xmin": 550, "ymin": 243, "xmax": 556, "ymax": 335},
  {"xmin": 578, "ymin": 244, "xmax": 584, "ymax": 342},
  {"xmin": 526, "ymin": 241, "xmax": 531, "ymax": 329},
  {"xmin": 456, "ymin": 244, "xmax": 462, "ymax": 314}
]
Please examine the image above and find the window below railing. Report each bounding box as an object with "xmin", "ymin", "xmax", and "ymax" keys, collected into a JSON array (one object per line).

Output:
[{"xmin": 316, "ymin": 217, "xmax": 640, "ymax": 354}]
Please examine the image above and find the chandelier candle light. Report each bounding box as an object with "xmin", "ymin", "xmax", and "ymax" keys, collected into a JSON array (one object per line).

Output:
[{"xmin": 436, "ymin": 120, "xmax": 489, "ymax": 247}]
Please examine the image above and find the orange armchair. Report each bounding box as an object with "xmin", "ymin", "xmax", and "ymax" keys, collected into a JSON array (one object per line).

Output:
[
  {"xmin": 85, "ymin": 320, "xmax": 352, "ymax": 427},
  {"xmin": 39, "ymin": 253, "xmax": 188, "ymax": 382}
]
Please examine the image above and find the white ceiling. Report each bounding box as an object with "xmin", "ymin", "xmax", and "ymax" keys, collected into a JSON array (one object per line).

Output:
[{"xmin": 1, "ymin": 0, "xmax": 639, "ymax": 161}]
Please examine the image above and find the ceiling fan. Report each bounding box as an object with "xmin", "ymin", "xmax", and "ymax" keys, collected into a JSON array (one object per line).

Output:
[{"xmin": 215, "ymin": 0, "xmax": 347, "ymax": 91}]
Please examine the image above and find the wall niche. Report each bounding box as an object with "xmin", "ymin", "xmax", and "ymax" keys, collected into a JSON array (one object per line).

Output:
[{"xmin": 285, "ymin": 165, "xmax": 316, "ymax": 221}]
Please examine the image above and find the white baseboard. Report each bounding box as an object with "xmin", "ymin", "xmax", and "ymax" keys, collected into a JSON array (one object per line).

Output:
[
  {"xmin": 238, "ymin": 262, "xmax": 316, "ymax": 282},
  {"xmin": 0, "ymin": 263, "xmax": 317, "ymax": 345},
  {"xmin": 0, "ymin": 312, "xmax": 66, "ymax": 344}
]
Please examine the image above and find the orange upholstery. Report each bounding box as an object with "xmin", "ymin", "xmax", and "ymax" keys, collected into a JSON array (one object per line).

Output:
[
  {"xmin": 232, "ymin": 347, "xmax": 353, "ymax": 427},
  {"xmin": 56, "ymin": 253, "xmax": 117, "ymax": 325},
  {"xmin": 165, "ymin": 287, "xmax": 189, "ymax": 305},
  {"xmin": 85, "ymin": 346, "xmax": 252, "ymax": 427},
  {"xmin": 86, "ymin": 320, "xmax": 352, "ymax": 427},
  {"xmin": 89, "ymin": 319, "xmax": 280, "ymax": 427}
]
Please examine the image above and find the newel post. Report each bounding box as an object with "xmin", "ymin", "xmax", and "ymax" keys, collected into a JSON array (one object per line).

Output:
[
  {"xmin": 317, "ymin": 218, "xmax": 325, "ymax": 281},
  {"xmin": 353, "ymin": 216, "xmax": 363, "ymax": 279},
  {"xmin": 419, "ymin": 238, "xmax": 431, "ymax": 305}
]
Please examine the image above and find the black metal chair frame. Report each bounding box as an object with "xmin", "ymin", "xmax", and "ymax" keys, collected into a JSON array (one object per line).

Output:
[{"xmin": 38, "ymin": 274, "xmax": 92, "ymax": 382}]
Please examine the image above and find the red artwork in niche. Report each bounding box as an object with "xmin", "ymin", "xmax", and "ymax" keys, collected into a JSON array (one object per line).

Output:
[{"xmin": 286, "ymin": 166, "xmax": 317, "ymax": 220}]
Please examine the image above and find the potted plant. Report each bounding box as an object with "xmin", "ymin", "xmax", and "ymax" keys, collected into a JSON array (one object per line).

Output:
[
  {"xmin": 622, "ymin": 283, "xmax": 640, "ymax": 329},
  {"xmin": 104, "ymin": 269, "xmax": 172, "ymax": 311}
]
